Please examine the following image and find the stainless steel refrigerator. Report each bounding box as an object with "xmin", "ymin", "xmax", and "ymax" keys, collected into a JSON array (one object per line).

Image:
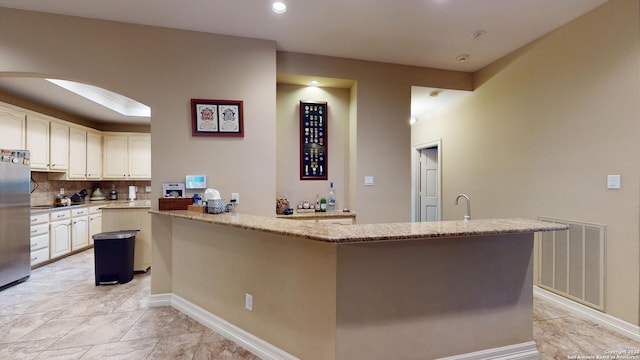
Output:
[{"xmin": 0, "ymin": 149, "xmax": 30, "ymax": 289}]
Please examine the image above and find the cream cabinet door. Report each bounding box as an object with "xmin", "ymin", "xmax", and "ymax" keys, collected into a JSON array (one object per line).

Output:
[
  {"xmin": 50, "ymin": 219, "xmax": 71, "ymax": 258},
  {"xmin": 26, "ymin": 115, "xmax": 50, "ymax": 170},
  {"xmin": 71, "ymin": 215, "xmax": 89, "ymax": 250},
  {"xmin": 86, "ymin": 131, "xmax": 102, "ymax": 179},
  {"xmin": 68, "ymin": 127, "xmax": 87, "ymax": 179},
  {"xmin": 89, "ymin": 213, "xmax": 102, "ymax": 245},
  {"xmin": 102, "ymin": 134, "xmax": 128, "ymax": 179},
  {"xmin": 0, "ymin": 105, "xmax": 26, "ymax": 150},
  {"xmin": 49, "ymin": 121, "xmax": 69, "ymax": 171},
  {"xmin": 128, "ymin": 134, "xmax": 151, "ymax": 179}
]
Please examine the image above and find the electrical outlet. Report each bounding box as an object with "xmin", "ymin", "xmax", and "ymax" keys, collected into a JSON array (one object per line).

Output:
[
  {"xmin": 59, "ymin": 188, "xmax": 65, "ymax": 194},
  {"xmin": 245, "ymin": 293, "xmax": 253, "ymax": 311},
  {"xmin": 145, "ymin": 186, "xmax": 152, "ymax": 193},
  {"xmin": 364, "ymin": 176, "xmax": 374, "ymax": 186},
  {"xmin": 231, "ymin": 192, "xmax": 240, "ymax": 204}
]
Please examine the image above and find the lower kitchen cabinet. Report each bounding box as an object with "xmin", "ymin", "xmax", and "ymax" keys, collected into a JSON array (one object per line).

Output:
[
  {"xmin": 30, "ymin": 213, "xmax": 49, "ymax": 267},
  {"xmin": 88, "ymin": 206, "xmax": 102, "ymax": 246},
  {"xmin": 50, "ymin": 219, "xmax": 71, "ymax": 258},
  {"xmin": 31, "ymin": 206, "xmax": 99, "ymax": 267},
  {"xmin": 50, "ymin": 209, "xmax": 71, "ymax": 259},
  {"xmin": 71, "ymin": 208, "xmax": 89, "ymax": 251}
]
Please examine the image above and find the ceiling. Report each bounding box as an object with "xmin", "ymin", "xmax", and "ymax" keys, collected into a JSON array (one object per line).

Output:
[{"xmin": 0, "ymin": 0, "xmax": 607, "ymax": 124}]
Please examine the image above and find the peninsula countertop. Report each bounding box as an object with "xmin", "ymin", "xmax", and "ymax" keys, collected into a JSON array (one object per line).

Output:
[{"xmin": 151, "ymin": 210, "xmax": 567, "ymax": 243}]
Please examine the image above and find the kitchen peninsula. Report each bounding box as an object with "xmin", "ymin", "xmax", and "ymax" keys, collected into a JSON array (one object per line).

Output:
[{"xmin": 149, "ymin": 210, "xmax": 566, "ymax": 360}]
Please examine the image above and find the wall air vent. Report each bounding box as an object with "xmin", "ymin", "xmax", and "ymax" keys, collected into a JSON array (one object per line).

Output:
[{"xmin": 538, "ymin": 217, "xmax": 605, "ymax": 311}]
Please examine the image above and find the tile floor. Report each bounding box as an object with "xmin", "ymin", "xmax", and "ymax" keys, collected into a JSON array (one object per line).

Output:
[{"xmin": 0, "ymin": 249, "xmax": 638, "ymax": 359}]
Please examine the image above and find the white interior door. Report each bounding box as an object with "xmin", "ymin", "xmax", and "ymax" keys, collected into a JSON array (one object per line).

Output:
[{"xmin": 419, "ymin": 147, "xmax": 439, "ymax": 221}]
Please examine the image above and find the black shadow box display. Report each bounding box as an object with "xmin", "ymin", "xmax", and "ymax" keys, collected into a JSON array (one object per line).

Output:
[{"xmin": 300, "ymin": 101, "xmax": 327, "ymax": 180}]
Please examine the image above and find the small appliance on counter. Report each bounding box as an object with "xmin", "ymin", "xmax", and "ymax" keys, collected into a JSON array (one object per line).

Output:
[
  {"xmin": 54, "ymin": 193, "xmax": 71, "ymax": 207},
  {"xmin": 90, "ymin": 187, "xmax": 106, "ymax": 201},
  {"xmin": 108, "ymin": 186, "xmax": 118, "ymax": 200},
  {"xmin": 162, "ymin": 183, "xmax": 186, "ymax": 197},
  {"xmin": 70, "ymin": 189, "xmax": 89, "ymax": 204}
]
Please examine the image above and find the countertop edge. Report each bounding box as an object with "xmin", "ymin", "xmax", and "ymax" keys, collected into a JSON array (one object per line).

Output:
[{"xmin": 150, "ymin": 210, "xmax": 568, "ymax": 244}]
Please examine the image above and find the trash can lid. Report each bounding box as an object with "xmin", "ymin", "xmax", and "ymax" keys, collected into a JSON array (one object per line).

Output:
[{"xmin": 92, "ymin": 229, "xmax": 140, "ymax": 240}]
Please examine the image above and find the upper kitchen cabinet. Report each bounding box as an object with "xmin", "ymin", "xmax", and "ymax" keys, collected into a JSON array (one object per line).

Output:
[
  {"xmin": 102, "ymin": 133, "xmax": 151, "ymax": 180},
  {"xmin": 86, "ymin": 130, "xmax": 102, "ymax": 179},
  {"xmin": 68, "ymin": 127, "xmax": 102, "ymax": 180},
  {"xmin": 0, "ymin": 103, "xmax": 26, "ymax": 150},
  {"xmin": 26, "ymin": 114, "xmax": 69, "ymax": 171},
  {"xmin": 68, "ymin": 126, "xmax": 87, "ymax": 179},
  {"xmin": 49, "ymin": 121, "xmax": 69, "ymax": 171},
  {"xmin": 26, "ymin": 114, "xmax": 50, "ymax": 169}
]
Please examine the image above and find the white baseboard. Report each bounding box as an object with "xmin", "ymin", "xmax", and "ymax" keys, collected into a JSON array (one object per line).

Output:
[
  {"xmin": 147, "ymin": 293, "xmax": 172, "ymax": 307},
  {"xmin": 148, "ymin": 293, "xmax": 546, "ymax": 360},
  {"xmin": 534, "ymin": 286, "xmax": 640, "ymax": 342},
  {"xmin": 148, "ymin": 293, "xmax": 299, "ymax": 360},
  {"xmin": 436, "ymin": 341, "xmax": 539, "ymax": 360}
]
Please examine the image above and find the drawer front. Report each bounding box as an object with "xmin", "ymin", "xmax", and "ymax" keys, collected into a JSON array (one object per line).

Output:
[
  {"xmin": 71, "ymin": 207, "xmax": 88, "ymax": 217},
  {"xmin": 30, "ymin": 213, "xmax": 49, "ymax": 225},
  {"xmin": 30, "ymin": 223, "xmax": 49, "ymax": 237},
  {"xmin": 30, "ymin": 232, "xmax": 49, "ymax": 251},
  {"xmin": 50, "ymin": 210, "xmax": 71, "ymax": 221},
  {"xmin": 31, "ymin": 247, "xmax": 50, "ymax": 266},
  {"xmin": 89, "ymin": 205, "xmax": 102, "ymax": 214}
]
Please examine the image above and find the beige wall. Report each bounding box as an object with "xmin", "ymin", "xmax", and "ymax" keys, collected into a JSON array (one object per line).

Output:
[
  {"xmin": 0, "ymin": 7, "xmax": 277, "ymax": 217},
  {"xmin": 412, "ymin": 0, "xmax": 640, "ymax": 325},
  {"xmin": 276, "ymin": 83, "xmax": 351, "ymax": 210},
  {"xmin": 278, "ymin": 52, "xmax": 473, "ymax": 223}
]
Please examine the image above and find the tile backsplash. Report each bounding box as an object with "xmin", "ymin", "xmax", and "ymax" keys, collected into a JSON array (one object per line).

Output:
[{"xmin": 30, "ymin": 172, "xmax": 151, "ymax": 206}]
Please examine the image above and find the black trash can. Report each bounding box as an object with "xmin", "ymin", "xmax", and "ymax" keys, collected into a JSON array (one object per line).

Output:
[{"xmin": 92, "ymin": 230, "xmax": 138, "ymax": 286}]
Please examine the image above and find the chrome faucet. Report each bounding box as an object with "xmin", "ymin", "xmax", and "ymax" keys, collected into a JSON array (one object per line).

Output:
[{"xmin": 455, "ymin": 194, "xmax": 471, "ymax": 220}]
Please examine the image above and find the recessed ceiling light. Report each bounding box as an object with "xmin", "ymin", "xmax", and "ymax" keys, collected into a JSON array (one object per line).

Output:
[
  {"xmin": 470, "ymin": 30, "xmax": 486, "ymax": 39},
  {"xmin": 309, "ymin": 80, "xmax": 321, "ymax": 87},
  {"xmin": 455, "ymin": 54, "xmax": 470, "ymax": 63},
  {"xmin": 46, "ymin": 78, "xmax": 151, "ymax": 117},
  {"xmin": 272, "ymin": 2, "xmax": 287, "ymax": 14}
]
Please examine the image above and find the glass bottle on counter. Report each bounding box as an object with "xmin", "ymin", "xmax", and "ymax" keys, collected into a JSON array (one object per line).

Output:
[
  {"xmin": 315, "ymin": 194, "xmax": 321, "ymax": 212},
  {"xmin": 328, "ymin": 182, "xmax": 336, "ymax": 211},
  {"xmin": 320, "ymin": 196, "xmax": 327, "ymax": 212}
]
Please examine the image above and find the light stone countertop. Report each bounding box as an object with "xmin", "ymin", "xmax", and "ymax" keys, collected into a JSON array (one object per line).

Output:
[
  {"xmin": 151, "ymin": 210, "xmax": 568, "ymax": 243},
  {"xmin": 99, "ymin": 200, "xmax": 151, "ymax": 210}
]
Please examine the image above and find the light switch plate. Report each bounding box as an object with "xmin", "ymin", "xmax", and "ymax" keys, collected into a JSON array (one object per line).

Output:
[
  {"xmin": 245, "ymin": 293, "xmax": 253, "ymax": 311},
  {"xmin": 607, "ymin": 174, "xmax": 621, "ymax": 189},
  {"xmin": 364, "ymin": 176, "xmax": 374, "ymax": 186}
]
